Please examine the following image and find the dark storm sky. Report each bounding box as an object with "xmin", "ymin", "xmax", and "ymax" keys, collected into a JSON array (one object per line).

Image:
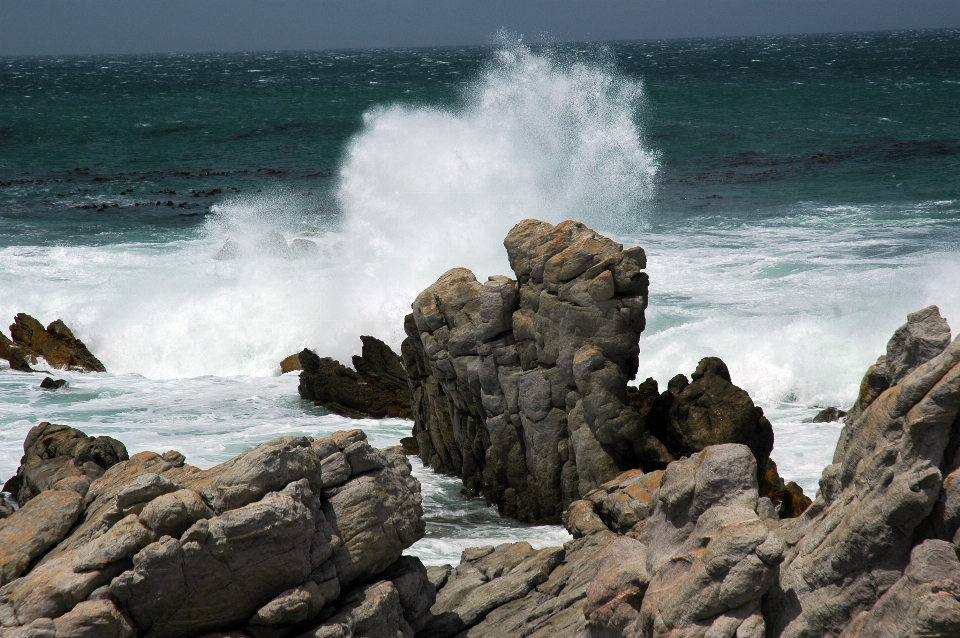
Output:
[{"xmin": 2, "ymin": 0, "xmax": 959, "ymax": 56}]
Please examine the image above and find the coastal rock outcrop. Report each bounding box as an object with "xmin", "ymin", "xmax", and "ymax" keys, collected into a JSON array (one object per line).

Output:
[
  {"xmin": 765, "ymin": 305, "xmax": 960, "ymax": 637},
  {"xmin": 0, "ymin": 425, "xmax": 429, "ymax": 638},
  {"xmin": 403, "ymin": 219, "xmax": 784, "ymax": 523},
  {"xmin": 422, "ymin": 444, "xmax": 782, "ymax": 638},
  {"xmin": 1, "ymin": 314, "xmax": 106, "ymax": 373},
  {"xmin": 298, "ymin": 336, "xmax": 413, "ymax": 419},
  {"xmin": 2, "ymin": 422, "xmax": 128, "ymax": 507}
]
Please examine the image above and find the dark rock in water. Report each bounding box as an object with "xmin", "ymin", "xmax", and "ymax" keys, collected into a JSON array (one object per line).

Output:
[
  {"xmin": 5, "ymin": 313, "xmax": 106, "ymax": 372},
  {"xmin": 2, "ymin": 422, "xmax": 128, "ymax": 506},
  {"xmin": 298, "ymin": 336, "xmax": 412, "ymax": 419},
  {"xmin": 288, "ymin": 238, "xmax": 320, "ymax": 259},
  {"xmin": 278, "ymin": 352, "xmax": 302, "ymax": 374},
  {"xmin": 0, "ymin": 428, "xmax": 429, "ymax": 638},
  {"xmin": 39, "ymin": 377, "xmax": 67, "ymax": 390},
  {"xmin": 812, "ymin": 406, "xmax": 846, "ymax": 423},
  {"xmin": 642, "ymin": 356, "xmax": 775, "ymax": 482}
]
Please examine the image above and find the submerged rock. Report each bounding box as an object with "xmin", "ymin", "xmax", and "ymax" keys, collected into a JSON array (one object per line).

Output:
[
  {"xmin": 0, "ymin": 314, "xmax": 105, "ymax": 373},
  {"xmin": 0, "ymin": 427, "xmax": 429, "ymax": 638},
  {"xmin": 39, "ymin": 377, "xmax": 67, "ymax": 390},
  {"xmin": 298, "ymin": 336, "xmax": 412, "ymax": 419}
]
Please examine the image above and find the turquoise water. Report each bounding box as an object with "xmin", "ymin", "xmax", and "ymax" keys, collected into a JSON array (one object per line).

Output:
[{"xmin": 2, "ymin": 30, "xmax": 959, "ymax": 562}]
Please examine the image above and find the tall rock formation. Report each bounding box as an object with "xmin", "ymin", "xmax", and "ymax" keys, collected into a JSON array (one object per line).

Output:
[{"xmin": 403, "ymin": 219, "xmax": 778, "ymax": 524}]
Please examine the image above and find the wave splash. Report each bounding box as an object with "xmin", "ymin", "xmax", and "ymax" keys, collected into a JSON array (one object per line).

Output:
[
  {"xmin": 318, "ymin": 41, "xmax": 659, "ymax": 362},
  {"xmin": 0, "ymin": 43, "xmax": 657, "ymax": 379}
]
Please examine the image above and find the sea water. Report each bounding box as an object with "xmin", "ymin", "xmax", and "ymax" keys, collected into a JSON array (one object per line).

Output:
[{"xmin": 2, "ymin": 30, "xmax": 959, "ymax": 564}]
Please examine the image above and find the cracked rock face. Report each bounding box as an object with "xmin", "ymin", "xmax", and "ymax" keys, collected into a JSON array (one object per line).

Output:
[
  {"xmin": 765, "ymin": 305, "xmax": 960, "ymax": 638},
  {"xmin": 0, "ymin": 428, "xmax": 429, "ymax": 638},
  {"xmin": 403, "ymin": 219, "xmax": 650, "ymax": 524}
]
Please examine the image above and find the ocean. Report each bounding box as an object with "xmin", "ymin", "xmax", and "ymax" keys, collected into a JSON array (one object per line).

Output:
[{"xmin": 2, "ymin": 29, "xmax": 959, "ymax": 564}]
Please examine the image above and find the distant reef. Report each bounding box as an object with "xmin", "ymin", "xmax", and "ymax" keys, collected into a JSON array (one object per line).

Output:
[{"xmin": 0, "ymin": 313, "xmax": 105, "ymax": 373}]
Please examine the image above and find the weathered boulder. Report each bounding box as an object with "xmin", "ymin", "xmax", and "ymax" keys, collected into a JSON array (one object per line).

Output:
[
  {"xmin": 0, "ymin": 427, "xmax": 426, "ymax": 638},
  {"xmin": 765, "ymin": 307, "xmax": 960, "ymax": 638},
  {"xmin": 6, "ymin": 314, "xmax": 105, "ymax": 373},
  {"xmin": 811, "ymin": 407, "xmax": 846, "ymax": 423},
  {"xmin": 403, "ymin": 219, "xmax": 651, "ymax": 523},
  {"xmin": 838, "ymin": 539, "xmax": 960, "ymax": 638},
  {"xmin": 298, "ymin": 336, "xmax": 412, "ymax": 419},
  {"xmin": 403, "ymin": 219, "xmax": 790, "ymax": 525},
  {"xmin": 2, "ymin": 422, "xmax": 128, "ymax": 506}
]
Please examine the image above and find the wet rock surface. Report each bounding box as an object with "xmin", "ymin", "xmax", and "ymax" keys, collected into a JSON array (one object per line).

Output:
[
  {"xmin": 298, "ymin": 336, "xmax": 413, "ymax": 419},
  {"xmin": 3, "ymin": 313, "xmax": 106, "ymax": 373},
  {"xmin": 0, "ymin": 426, "xmax": 429, "ymax": 638}
]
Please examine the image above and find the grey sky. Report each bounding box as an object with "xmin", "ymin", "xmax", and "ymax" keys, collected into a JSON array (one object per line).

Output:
[{"xmin": 2, "ymin": 0, "xmax": 959, "ymax": 56}]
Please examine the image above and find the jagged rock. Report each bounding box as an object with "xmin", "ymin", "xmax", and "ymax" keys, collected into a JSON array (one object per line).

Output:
[
  {"xmin": 298, "ymin": 337, "xmax": 412, "ymax": 419},
  {"xmin": 2, "ymin": 422, "xmax": 128, "ymax": 506},
  {"xmin": 845, "ymin": 304, "xmax": 951, "ymax": 425},
  {"xmin": 7, "ymin": 314, "xmax": 105, "ymax": 373},
  {"xmin": 279, "ymin": 353, "xmax": 302, "ymax": 374},
  {"xmin": 0, "ymin": 333, "xmax": 33, "ymax": 372},
  {"xmin": 812, "ymin": 407, "xmax": 846, "ymax": 423},
  {"xmin": 765, "ymin": 308, "xmax": 960, "ymax": 638},
  {"xmin": 838, "ymin": 539, "xmax": 960, "ymax": 638},
  {"xmin": 645, "ymin": 357, "xmax": 775, "ymax": 482},
  {"xmin": 214, "ymin": 239, "xmax": 242, "ymax": 260},
  {"xmin": 0, "ymin": 429, "xmax": 425, "ymax": 638},
  {"xmin": 403, "ymin": 219, "xmax": 650, "ymax": 524}
]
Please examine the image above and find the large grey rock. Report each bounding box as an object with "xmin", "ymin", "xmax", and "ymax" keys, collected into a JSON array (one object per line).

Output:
[
  {"xmin": 404, "ymin": 219, "xmax": 650, "ymax": 523},
  {"xmin": 838, "ymin": 539, "xmax": 960, "ymax": 638},
  {"xmin": 765, "ymin": 314, "xmax": 960, "ymax": 638},
  {"xmin": 845, "ymin": 305, "xmax": 952, "ymax": 425}
]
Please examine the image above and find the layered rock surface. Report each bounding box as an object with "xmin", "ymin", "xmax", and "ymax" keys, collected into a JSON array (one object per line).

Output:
[
  {"xmin": 0, "ymin": 314, "xmax": 105, "ymax": 373},
  {"xmin": 0, "ymin": 425, "xmax": 429, "ymax": 638},
  {"xmin": 413, "ymin": 305, "xmax": 960, "ymax": 638},
  {"xmin": 299, "ymin": 336, "xmax": 413, "ymax": 419},
  {"xmin": 403, "ymin": 220, "xmax": 782, "ymax": 524}
]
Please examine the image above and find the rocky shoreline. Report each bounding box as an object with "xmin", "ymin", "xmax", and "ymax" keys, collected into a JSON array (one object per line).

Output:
[{"xmin": 3, "ymin": 219, "xmax": 960, "ymax": 636}]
